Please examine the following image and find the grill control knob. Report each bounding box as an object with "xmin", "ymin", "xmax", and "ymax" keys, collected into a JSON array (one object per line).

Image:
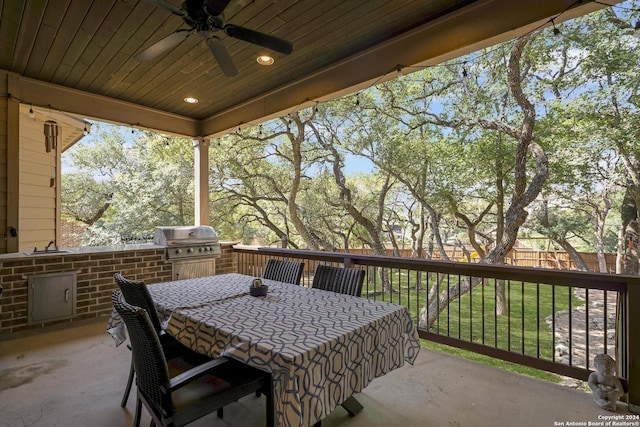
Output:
[
  {"xmin": 187, "ymin": 248, "xmax": 193, "ymax": 253},
  {"xmin": 199, "ymin": 247, "xmax": 204, "ymax": 252},
  {"xmin": 175, "ymin": 249, "xmax": 182, "ymax": 254}
]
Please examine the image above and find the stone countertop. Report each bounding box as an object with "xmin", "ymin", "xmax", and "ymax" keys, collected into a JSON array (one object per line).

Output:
[
  {"xmin": 0, "ymin": 241, "xmax": 238, "ymax": 261},
  {"xmin": 0, "ymin": 243, "xmax": 165, "ymax": 260}
]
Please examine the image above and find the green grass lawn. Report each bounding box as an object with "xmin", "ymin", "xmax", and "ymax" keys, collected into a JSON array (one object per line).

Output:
[{"xmin": 362, "ymin": 269, "xmax": 575, "ymax": 383}]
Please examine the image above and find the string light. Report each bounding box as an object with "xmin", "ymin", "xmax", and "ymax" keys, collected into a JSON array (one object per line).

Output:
[
  {"xmin": 551, "ymin": 19, "xmax": 561, "ymax": 36},
  {"xmin": 28, "ymin": 104, "xmax": 35, "ymax": 119},
  {"xmin": 83, "ymin": 123, "xmax": 89, "ymax": 136}
]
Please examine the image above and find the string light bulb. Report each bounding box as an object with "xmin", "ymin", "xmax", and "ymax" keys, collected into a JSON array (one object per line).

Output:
[
  {"xmin": 83, "ymin": 123, "xmax": 89, "ymax": 136},
  {"xmin": 28, "ymin": 104, "xmax": 35, "ymax": 119},
  {"xmin": 551, "ymin": 19, "xmax": 561, "ymax": 36}
]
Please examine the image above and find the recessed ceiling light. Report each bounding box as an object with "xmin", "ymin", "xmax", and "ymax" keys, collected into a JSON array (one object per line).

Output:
[
  {"xmin": 184, "ymin": 97, "xmax": 199, "ymax": 104},
  {"xmin": 257, "ymin": 55, "xmax": 274, "ymax": 66}
]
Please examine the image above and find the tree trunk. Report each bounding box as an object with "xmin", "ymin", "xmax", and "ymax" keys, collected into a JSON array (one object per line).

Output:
[
  {"xmin": 554, "ymin": 237, "xmax": 590, "ymax": 271},
  {"xmin": 621, "ymin": 185, "xmax": 640, "ymax": 275},
  {"xmin": 419, "ymin": 35, "xmax": 549, "ymax": 329}
]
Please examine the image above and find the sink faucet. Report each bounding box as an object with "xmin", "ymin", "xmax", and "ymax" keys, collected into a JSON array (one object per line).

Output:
[{"xmin": 45, "ymin": 240, "xmax": 55, "ymax": 250}]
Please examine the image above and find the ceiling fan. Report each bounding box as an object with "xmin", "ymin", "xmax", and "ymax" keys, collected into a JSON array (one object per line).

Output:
[{"xmin": 135, "ymin": 0, "xmax": 294, "ymax": 77}]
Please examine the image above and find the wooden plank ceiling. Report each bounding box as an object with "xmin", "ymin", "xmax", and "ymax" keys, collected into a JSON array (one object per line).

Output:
[{"xmin": 0, "ymin": 0, "xmax": 608, "ymax": 138}]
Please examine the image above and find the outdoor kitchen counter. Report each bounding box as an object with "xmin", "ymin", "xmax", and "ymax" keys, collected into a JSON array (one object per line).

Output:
[
  {"xmin": 0, "ymin": 241, "xmax": 238, "ymax": 260},
  {"xmin": 0, "ymin": 243, "xmax": 165, "ymax": 260},
  {"xmin": 0, "ymin": 241, "xmax": 239, "ymax": 336}
]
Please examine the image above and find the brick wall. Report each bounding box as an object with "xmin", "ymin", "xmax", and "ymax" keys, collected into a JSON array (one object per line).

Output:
[{"xmin": 0, "ymin": 242, "xmax": 238, "ymax": 336}]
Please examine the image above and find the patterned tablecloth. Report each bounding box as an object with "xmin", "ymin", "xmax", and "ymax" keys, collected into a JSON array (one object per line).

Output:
[
  {"xmin": 108, "ymin": 273, "xmax": 420, "ymax": 427},
  {"xmin": 107, "ymin": 273, "xmax": 253, "ymax": 344}
]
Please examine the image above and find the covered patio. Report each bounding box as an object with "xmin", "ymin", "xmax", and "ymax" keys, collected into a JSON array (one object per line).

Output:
[
  {"xmin": 0, "ymin": 318, "xmax": 615, "ymax": 427},
  {"xmin": 2, "ymin": 0, "xmax": 639, "ymax": 425}
]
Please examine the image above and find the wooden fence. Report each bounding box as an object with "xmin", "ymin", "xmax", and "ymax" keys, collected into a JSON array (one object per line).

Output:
[{"xmin": 339, "ymin": 248, "xmax": 616, "ymax": 273}]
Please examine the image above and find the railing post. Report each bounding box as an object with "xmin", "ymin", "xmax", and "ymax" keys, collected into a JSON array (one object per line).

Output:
[{"xmin": 626, "ymin": 282, "xmax": 640, "ymax": 412}]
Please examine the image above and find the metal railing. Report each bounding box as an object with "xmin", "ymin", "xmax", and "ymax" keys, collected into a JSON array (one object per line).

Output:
[{"xmin": 233, "ymin": 245, "xmax": 640, "ymax": 399}]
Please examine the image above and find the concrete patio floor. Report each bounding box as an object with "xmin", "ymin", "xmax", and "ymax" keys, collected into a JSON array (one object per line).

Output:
[{"xmin": 0, "ymin": 318, "xmax": 630, "ymax": 427}]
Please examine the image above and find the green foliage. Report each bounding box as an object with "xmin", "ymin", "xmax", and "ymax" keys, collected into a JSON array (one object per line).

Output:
[{"xmin": 62, "ymin": 124, "xmax": 194, "ymax": 245}]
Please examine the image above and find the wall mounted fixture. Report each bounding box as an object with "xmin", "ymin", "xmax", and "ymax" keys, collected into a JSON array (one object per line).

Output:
[{"xmin": 44, "ymin": 120, "xmax": 59, "ymax": 153}]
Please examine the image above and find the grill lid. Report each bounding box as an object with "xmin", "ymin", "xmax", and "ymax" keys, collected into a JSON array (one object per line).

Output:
[{"xmin": 153, "ymin": 226, "xmax": 219, "ymax": 246}]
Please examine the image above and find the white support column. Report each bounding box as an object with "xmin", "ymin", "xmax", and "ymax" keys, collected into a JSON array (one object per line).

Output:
[{"xmin": 193, "ymin": 137, "xmax": 210, "ymax": 226}]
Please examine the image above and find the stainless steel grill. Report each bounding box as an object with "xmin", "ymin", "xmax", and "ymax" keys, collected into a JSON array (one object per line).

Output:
[{"xmin": 153, "ymin": 226, "xmax": 221, "ymax": 279}]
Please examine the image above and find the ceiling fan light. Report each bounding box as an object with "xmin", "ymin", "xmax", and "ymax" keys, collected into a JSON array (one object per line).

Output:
[
  {"xmin": 257, "ymin": 55, "xmax": 274, "ymax": 65},
  {"xmin": 184, "ymin": 97, "xmax": 199, "ymax": 104}
]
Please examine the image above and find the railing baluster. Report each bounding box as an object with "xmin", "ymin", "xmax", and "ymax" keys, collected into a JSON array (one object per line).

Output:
[
  {"xmin": 482, "ymin": 275, "xmax": 485, "ymax": 346},
  {"xmin": 446, "ymin": 274, "xmax": 451, "ymax": 337},
  {"xmin": 568, "ymin": 285, "xmax": 572, "ymax": 366},
  {"xmin": 469, "ymin": 275, "xmax": 473, "ymax": 342},
  {"xmin": 521, "ymin": 280, "xmax": 525, "ymax": 355},
  {"xmin": 552, "ymin": 285, "xmax": 556, "ymax": 363},
  {"xmin": 604, "ymin": 289, "xmax": 608, "ymax": 356},
  {"xmin": 507, "ymin": 279, "xmax": 511, "ymax": 352},
  {"xmin": 536, "ymin": 283, "xmax": 540, "ymax": 359},
  {"xmin": 494, "ymin": 279, "xmax": 498, "ymax": 348}
]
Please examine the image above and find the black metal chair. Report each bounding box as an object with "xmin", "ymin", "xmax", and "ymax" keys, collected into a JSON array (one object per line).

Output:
[
  {"xmin": 112, "ymin": 291, "xmax": 273, "ymax": 427},
  {"xmin": 114, "ymin": 272, "xmax": 191, "ymax": 407},
  {"xmin": 311, "ymin": 264, "xmax": 365, "ymax": 297},
  {"xmin": 262, "ymin": 259, "xmax": 305, "ymax": 285},
  {"xmin": 310, "ymin": 264, "xmax": 366, "ymax": 427}
]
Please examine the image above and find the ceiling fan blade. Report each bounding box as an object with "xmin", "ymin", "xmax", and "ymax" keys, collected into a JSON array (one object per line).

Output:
[
  {"xmin": 203, "ymin": 0, "xmax": 232, "ymax": 16},
  {"xmin": 225, "ymin": 24, "xmax": 293, "ymax": 55},
  {"xmin": 135, "ymin": 30, "xmax": 191, "ymax": 62},
  {"xmin": 207, "ymin": 36, "xmax": 239, "ymax": 77},
  {"xmin": 145, "ymin": 0, "xmax": 188, "ymax": 17}
]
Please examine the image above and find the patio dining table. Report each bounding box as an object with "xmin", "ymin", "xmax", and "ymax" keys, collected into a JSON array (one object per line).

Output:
[{"xmin": 108, "ymin": 273, "xmax": 420, "ymax": 427}]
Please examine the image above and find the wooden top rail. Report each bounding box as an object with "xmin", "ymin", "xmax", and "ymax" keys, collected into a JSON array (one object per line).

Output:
[{"xmin": 232, "ymin": 245, "xmax": 637, "ymax": 292}]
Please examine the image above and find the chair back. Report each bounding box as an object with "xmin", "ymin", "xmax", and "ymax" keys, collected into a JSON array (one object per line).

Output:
[
  {"xmin": 311, "ymin": 264, "xmax": 365, "ymax": 297},
  {"xmin": 262, "ymin": 259, "xmax": 305, "ymax": 285},
  {"xmin": 111, "ymin": 291, "xmax": 172, "ymax": 416},
  {"xmin": 114, "ymin": 272, "xmax": 163, "ymax": 333}
]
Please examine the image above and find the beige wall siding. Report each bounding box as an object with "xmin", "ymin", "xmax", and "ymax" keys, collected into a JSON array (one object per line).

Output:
[{"xmin": 19, "ymin": 112, "xmax": 57, "ymax": 251}]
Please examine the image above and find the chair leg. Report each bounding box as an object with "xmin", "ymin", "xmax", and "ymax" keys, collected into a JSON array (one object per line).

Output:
[
  {"xmin": 134, "ymin": 396, "xmax": 142, "ymax": 427},
  {"xmin": 217, "ymin": 407, "xmax": 223, "ymax": 419},
  {"xmin": 341, "ymin": 396, "xmax": 364, "ymax": 416},
  {"xmin": 266, "ymin": 384, "xmax": 275, "ymax": 427},
  {"xmin": 121, "ymin": 357, "xmax": 135, "ymax": 407}
]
